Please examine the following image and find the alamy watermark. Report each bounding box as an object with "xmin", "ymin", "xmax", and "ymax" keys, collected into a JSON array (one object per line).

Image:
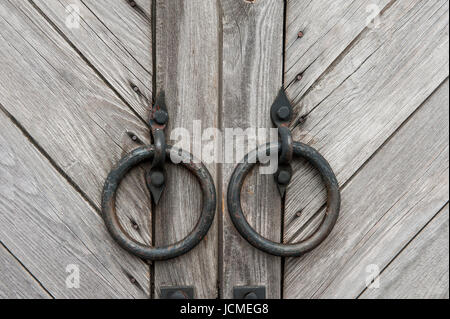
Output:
[
  {"xmin": 366, "ymin": 4, "xmax": 382, "ymax": 29},
  {"xmin": 66, "ymin": 264, "xmax": 80, "ymax": 289},
  {"xmin": 365, "ymin": 264, "xmax": 381, "ymax": 289},
  {"xmin": 169, "ymin": 121, "xmax": 280, "ymax": 174},
  {"xmin": 65, "ymin": 4, "xmax": 80, "ymax": 29}
]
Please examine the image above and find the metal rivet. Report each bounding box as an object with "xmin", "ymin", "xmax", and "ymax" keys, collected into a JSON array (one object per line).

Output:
[
  {"xmin": 244, "ymin": 292, "xmax": 258, "ymax": 299},
  {"xmin": 298, "ymin": 31, "xmax": 304, "ymax": 38},
  {"xmin": 296, "ymin": 115, "xmax": 307, "ymax": 126},
  {"xmin": 277, "ymin": 106, "xmax": 291, "ymax": 121},
  {"xmin": 170, "ymin": 291, "xmax": 188, "ymax": 299},
  {"xmin": 296, "ymin": 73, "xmax": 303, "ymax": 81},
  {"xmin": 161, "ymin": 287, "xmax": 194, "ymax": 299},
  {"xmin": 154, "ymin": 110, "xmax": 168, "ymax": 125},
  {"xmin": 277, "ymin": 170, "xmax": 291, "ymax": 185},
  {"xmin": 151, "ymin": 171, "xmax": 165, "ymax": 187}
]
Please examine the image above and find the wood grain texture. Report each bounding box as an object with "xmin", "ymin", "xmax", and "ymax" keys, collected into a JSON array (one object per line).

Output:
[
  {"xmin": 285, "ymin": 0, "xmax": 392, "ymax": 105},
  {"xmin": 283, "ymin": 0, "xmax": 449, "ymax": 245},
  {"xmin": 32, "ymin": 0, "xmax": 152, "ymax": 117},
  {"xmin": 0, "ymin": 244, "xmax": 51, "ymax": 299},
  {"xmin": 0, "ymin": 0, "xmax": 153, "ymax": 295},
  {"xmin": 153, "ymin": 0, "xmax": 219, "ymax": 299},
  {"xmin": 0, "ymin": 0, "xmax": 154, "ymax": 246},
  {"xmin": 284, "ymin": 79, "xmax": 449, "ymax": 299},
  {"xmin": 362, "ymin": 204, "xmax": 449, "ymax": 299},
  {"xmin": 220, "ymin": 0, "xmax": 284, "ymax": 299},
  {"xmin": 0, "ymin": 109, "xmax": 149, "ymax": 298}
]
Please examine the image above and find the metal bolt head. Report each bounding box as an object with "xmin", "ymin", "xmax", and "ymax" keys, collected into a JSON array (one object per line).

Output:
[
  {"xmin": 244, "ymin": 292, "xmax": 258, "ymax": 299},
  {"xmin": 169, "ymin": 291, "xmax": 188, "ymax": 299},
  {"xmin": 154, "ymin": 110, "xmax": 168, "ymax": 125},
  {"xmin": 151, "ymin": 171, "xmax": 165, "ymax": 187},
  {"xmin": 277, "ymin": 106, "xmax": 291, "ymax": 121},
  {"xmin": 277, "ymin": 170, "xmax": 292, "ymax": 185}
]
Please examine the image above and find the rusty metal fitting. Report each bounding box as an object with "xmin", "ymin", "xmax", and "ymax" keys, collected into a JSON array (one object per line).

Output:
[
  {"xmin": 227, "ymin": 142, "xmax": 340, "ymax": 257},
  {"xmin": 102, "ymin": 146, "xmax": 216, "ymax": 261}
]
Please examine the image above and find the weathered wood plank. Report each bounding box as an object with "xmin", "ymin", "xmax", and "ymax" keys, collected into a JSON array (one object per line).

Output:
[
  {"xmin": 32, "ymin": 0, "xmax": 152, "ymax": 117},
  {"xmin": 285, "ymin": 0, "xmax": 392, "ymax": 105},
  {"xmin": 361, "ymin": 204, "xmax": 449, "ymax": 299},
  {"xmin": 0, "ymin": 109, "xmax": 149, "ymax": 298},
  {"xmin": 284, "ymin": 0, "xmax": 449, "ymax": 244},
  {"xmin": 220, "ymin": 0, "xmax": 284, "ymax": 299},
  {"xmin": 284, "ymin": 79, "xmax": 449, "ymax": 298},
  {"xmin": 0, "ymin": 0, "xmax": 153, "ymax": 246},
  {"xmin": 153, "ymin": 0, "xmax": 219, "ymax": 299},
  {"xmin": 0, "ymin": 244, "xmax": 51, "ymax": 299},
  {"xmin": 0, "ymin": 0, "xmax": 152, "ymax": 293}
]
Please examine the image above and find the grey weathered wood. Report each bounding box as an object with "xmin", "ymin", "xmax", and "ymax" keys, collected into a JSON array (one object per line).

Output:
[
  {"xmin": 285, "ymin": 0, "xmax": 392, "ymax": 105},
  {"xmin": 0, "ymin": 244, "xmax": 51, "ymax": 299},
  {"xmin": 33, "ymin": 0, "xmax": 152, "ymax": 117},
  {"xmin": 283, "ymin": 0, "xmax": 449, "ymax": 245},
  {"xmin": 0, "ymin": 109, "xmax": 149, "ymax": 298},
  {"xmin": 153, "ymin": 0, "xmax": 219, "ymax": 299},
  {"xmin": 361, "ymin": 204, "xmax": 449, "ymax": 299},
  {"xmin": 220, "ymin": 0, "xmax": 284, "ymax": 299},
  {"xmin": 0, "ymin": 0, "xmax": 153, "ymax": 246},
  {"xmin": 284, "ymin": 79, "xmax": 449, "ymax": 298}
]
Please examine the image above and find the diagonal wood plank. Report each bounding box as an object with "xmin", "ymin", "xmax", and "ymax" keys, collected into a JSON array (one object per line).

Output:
[
  {"xmin": 32, "ymin": 0, "xmax": 152, "ymax": 117},
  {"xmin": 361, "ymin": 204, "xmax": 449, "ymax": 299},
  {"xmin": 153, "ymin": 0, "xmax": 219, "ymax": 299},
  {"xmin": 284, "ymin": 79, "xmax": 449, "ymax": 299},
  {"xmin": 0, "ymin": 0, "xmax": 152, "ymax": 291},
  {"xmin": 285, "ymin": 0, "xmax": 393, "ymax": 105},
  {"xmin": 0, "ymin": 109, "xmax": 149, "ymax": 298},
  {"xmin": 284, "ymin": 0, "xmax": 449, "ymax": 245},
  {"xmin": 220, "ymin": 0, "xmax": 284, "ymax": 299},
  {"xmin": 0, "ymin": 244, "xmax": 51, "ymax": 299}
]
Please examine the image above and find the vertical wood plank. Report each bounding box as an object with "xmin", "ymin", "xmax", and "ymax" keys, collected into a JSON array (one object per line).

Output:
[
  {"xmin": 154, "ymin": 0, "xmax": 220, "ymax": 299},
  {"xmin": 220, "ymin": 0, "xmax": 285, "ymax": 299}
]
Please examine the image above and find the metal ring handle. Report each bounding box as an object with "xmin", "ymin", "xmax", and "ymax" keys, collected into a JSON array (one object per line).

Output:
[
  {"xmin": 227, "ymin": 142, "xmax": 340, "ymax": 257},
  {"xmin": 102, "ymin": 145, "xmax": 216, "ymax": 261}
]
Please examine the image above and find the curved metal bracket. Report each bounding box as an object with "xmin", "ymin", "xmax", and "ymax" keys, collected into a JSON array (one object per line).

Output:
[{"xmin": 147, "ymin": 92, "xmax": 169, "ymax": 205}]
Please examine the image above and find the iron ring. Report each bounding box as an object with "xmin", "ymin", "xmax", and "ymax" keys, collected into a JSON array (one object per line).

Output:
[
  {"xmin": 227, "ymin": 142, "xmax": 340, "ymax": 257},
  {"xmin": 102, "ymin": 145, "xmax": 217, "ymax": 261}
]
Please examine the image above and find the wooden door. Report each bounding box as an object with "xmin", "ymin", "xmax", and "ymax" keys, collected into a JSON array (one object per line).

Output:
[{"xmin": 0, "ymin": 0, "xmax": 448, "ymax": 299}]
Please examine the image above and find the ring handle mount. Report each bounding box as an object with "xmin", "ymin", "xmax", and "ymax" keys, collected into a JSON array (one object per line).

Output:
[
  {"xmin": 227, "ymin": 142, "xmax": 340, "ymax": 257},
  {"xmin": 102, "ymin": 92, "xmax": 217, "ymax": 261}
]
